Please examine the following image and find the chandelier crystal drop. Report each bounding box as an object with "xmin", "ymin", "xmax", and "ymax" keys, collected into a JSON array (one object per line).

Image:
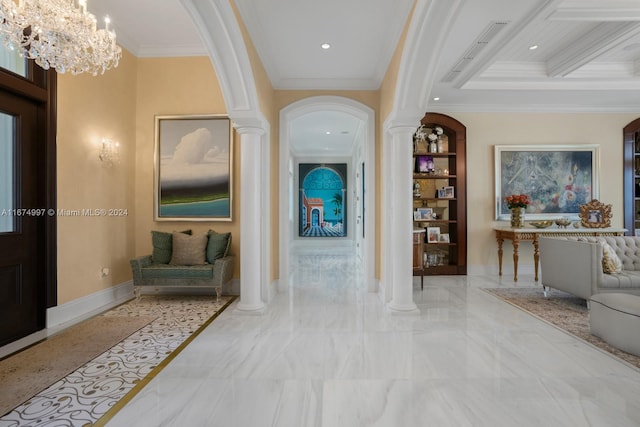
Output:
[{"xmin": 0, "ymin": 0, "xmax": 122, "ymax": 75}]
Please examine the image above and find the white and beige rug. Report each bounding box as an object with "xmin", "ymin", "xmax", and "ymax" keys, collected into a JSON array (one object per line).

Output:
[
  {"xmin": 483, "ymin": 287, "xmax": 640, "ymax": 370},
  {"xmin": 0, "ymin": 295, "xmax": 235, "ymax": 427}
]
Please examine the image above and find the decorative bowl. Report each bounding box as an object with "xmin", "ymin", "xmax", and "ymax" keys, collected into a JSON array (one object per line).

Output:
[
  {"xmin": 555, "ymin": 217, "xmax": 572, "ymax": 228},
  {"xmin": 529, "ymin": 220, "xmax": 553, "ymax": 229}
]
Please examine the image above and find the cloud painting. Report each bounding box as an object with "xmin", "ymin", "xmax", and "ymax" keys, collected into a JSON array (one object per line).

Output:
[{"xmin": 156, "ymin": 116, "xmax": 232, "ymax": 220}]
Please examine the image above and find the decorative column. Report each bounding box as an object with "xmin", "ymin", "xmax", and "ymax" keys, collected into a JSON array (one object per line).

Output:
[
  {"xmin": 234, "ymin": 125, "xmax": 266, "ymax": 314},
  {"xmin": 386, "ymin": 125, "xmax": 420, "ymax": 315}
]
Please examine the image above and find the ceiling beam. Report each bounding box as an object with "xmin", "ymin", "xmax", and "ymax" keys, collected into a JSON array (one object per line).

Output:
[
  {"xmin": 547, "ymin": 22, "xmax": 640, "ymax": 77},
  {"xmin": 549, "ymin": 1, "xmax": 640, "ymax": 21}
]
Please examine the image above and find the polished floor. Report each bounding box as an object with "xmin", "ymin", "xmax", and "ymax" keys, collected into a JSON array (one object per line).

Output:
[{"xmin": 105, "ymin": 247, "xmax": 640, "ymax": 427}]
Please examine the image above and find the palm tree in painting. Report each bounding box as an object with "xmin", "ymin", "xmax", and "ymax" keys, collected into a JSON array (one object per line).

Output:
[{"xmin": 331, "ymin": 192, "xmax": 342, "ymax": 217}]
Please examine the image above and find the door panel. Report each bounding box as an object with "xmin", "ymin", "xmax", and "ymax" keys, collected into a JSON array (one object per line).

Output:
[{"xmin": 0, "ymin": 90, "xmax": 44, "ymax": 346}]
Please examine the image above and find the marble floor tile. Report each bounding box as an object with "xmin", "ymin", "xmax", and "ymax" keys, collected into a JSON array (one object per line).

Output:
[{"xmin": 106, "ymin": 249, "xmax": 640, "ymax": 427}]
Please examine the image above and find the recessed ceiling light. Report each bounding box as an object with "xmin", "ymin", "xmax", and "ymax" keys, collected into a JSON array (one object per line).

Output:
[
  {"xmin": 529, "ymin": 45, "xmax": 538, "ymax": 50},
  {"xmin": 321, "ymin": 43, "xmax": 331, "ymax": 50},
  {"xmin": 325, "ymin": 131, "xmax": 331, "ymax": 135},
  {"xmin": 433, "ymin": 97, "xmax": 440, "ymax": 101}
]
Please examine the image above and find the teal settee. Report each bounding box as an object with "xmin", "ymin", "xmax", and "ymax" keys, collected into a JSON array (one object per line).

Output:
[{"xmin": 130, "ymin": 230, "xmax": 234, "ymax": 301}]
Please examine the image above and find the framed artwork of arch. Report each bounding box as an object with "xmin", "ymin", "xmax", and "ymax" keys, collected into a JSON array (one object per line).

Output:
[{"xmin": 299, "ymin": 163, "xmax": 347, "ymax": 237}]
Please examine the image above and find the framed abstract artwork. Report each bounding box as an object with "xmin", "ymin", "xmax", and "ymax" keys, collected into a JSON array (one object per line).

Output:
[
  {"xmin": 494, "ymin": 144, "xmax": 599, "ymax": 221},
  {"xmin": 154, "ymin": 114, "xmax": 233, "ymax": 221},
  {"xmin": 299, "ymin": 163, "xmax": 347, "ymax": 237}
]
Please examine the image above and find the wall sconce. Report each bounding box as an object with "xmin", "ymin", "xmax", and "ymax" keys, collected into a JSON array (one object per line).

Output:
[{"xmin": 99, "ymin": 138, "xmax": 120, "ymax": 166}]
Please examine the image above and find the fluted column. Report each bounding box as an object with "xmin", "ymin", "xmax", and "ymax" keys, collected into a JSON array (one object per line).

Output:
[
  {"xmin": 386, "ymin": 125, "xmax": 420, "ymax": 315},
  {"xmin": 234, "ymin": 125, "xmax": 265, "ymax": 314}
]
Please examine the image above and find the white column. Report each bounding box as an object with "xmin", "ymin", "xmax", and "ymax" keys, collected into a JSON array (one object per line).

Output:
[
  {"xmin": 386, "ymin": 125, "xmax": 420, "ymax": 315},
  {"xmin": 234, "ymin": 125, "xmax": 266, "ymax": 314}
]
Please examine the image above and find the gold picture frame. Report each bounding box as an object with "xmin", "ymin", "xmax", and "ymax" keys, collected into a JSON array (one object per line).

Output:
[{"xmin": 579, "ymin": 199, "xmax": 612, "ymax": 228}]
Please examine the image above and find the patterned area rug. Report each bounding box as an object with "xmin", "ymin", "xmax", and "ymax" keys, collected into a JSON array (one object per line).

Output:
[
  {"xmin": 0, "ymin": 295, "xmax": 235, "ymax": 426},
  {"xmin": 483, "ymin": 287, "xmax": 640, "ymax": 370},
  {"xmin": 0, "ymin": 315, "xmax": 156, "ymax": 418}
]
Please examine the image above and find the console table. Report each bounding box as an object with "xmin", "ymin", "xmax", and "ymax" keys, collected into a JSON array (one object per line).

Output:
[{"xmin": 493, "ymin": 225, "xmax": 626, "ymax": 281}]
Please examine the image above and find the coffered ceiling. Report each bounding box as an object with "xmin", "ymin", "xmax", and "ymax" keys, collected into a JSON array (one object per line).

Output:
[{"xmin": 92, "ymin": 0, "xmax": 640, "ymax": 153}]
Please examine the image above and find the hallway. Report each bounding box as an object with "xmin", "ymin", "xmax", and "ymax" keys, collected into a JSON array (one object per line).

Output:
[{"xmin": 107, "ymin": 249, "xmax": 640, "ymax": 426}]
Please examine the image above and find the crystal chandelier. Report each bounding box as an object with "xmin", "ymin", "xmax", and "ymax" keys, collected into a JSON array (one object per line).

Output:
[{"xmin": 0, "ymin": 0, "xmax": 122, "ymax": 75}]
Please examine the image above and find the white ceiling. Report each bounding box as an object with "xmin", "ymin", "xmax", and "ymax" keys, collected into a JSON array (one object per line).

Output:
[{"xmin": 91, "ymin": 0, "xmax": 640, "ymax": 154}]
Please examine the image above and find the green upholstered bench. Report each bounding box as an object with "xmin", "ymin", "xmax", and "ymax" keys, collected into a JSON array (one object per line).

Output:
[{"xmin": 130, "ymin": 229, "xmax": 234, "ymax": 301}]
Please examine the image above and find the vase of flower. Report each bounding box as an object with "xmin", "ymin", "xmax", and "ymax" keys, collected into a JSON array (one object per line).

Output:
[
  {"xmin": 505, "ymin": 193, "xmax": 531, "ymax": 228},
  {"xmin": 510, "ymin": 207, "xmax": 523, "ymax": 228}
]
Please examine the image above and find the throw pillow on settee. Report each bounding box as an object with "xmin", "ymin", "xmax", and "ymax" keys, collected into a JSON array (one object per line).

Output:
[
  {"xmin": 150, "ymin": 229, "xmax": 231, "ymax": 265},
  {"xmin": 151, "ymin": 229, "xmax": 191, "ymax": 264}
]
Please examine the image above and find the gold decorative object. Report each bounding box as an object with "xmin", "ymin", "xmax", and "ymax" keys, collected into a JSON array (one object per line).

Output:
[
  {"xmin": 529, "ymin": 220, "xmax": 553, "ymax": 228},
  {"xmin": 579, "ymin": 199, "xmax": 612, "ymax": 228},
  {"xmin": 510, "ymin": 207, "xmax": 524, "ymax": 228},
  {"xmin": 555, "ymin": 217, "xmax": 571, "ymax": 228}
]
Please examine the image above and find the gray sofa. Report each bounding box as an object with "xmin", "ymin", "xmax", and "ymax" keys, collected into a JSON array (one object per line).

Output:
[
  {"xmin": 539, "ymin": 236, "xmax": 640, "ymax": 300},
  {"xmin": 130, "ymin": 230, "xmax": 234, "ymax": 301}
]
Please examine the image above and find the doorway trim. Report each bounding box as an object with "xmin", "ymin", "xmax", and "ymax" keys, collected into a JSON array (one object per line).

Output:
[{"xmin": 279, "ymin": 96, "xmax": 376, "ymax": 291}]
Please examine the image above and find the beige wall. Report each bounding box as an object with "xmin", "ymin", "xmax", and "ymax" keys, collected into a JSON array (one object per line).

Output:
[
  {"xmin": 451, "ymin": 111, "xmax": 638, "ymax": 273},
  {"xmin": 56, "ymin": 50, "xmax": 137, "ymax": 304},
  {"xmin": 133, "ymin": 57, "xmax": 241, "ymax": 277}
]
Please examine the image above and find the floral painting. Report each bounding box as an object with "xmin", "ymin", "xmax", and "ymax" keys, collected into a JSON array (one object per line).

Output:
[
  {"xmin": 155, "ymin": 115, "xmax": 233, "ymax": 221},
  {"xmin": 299, "ymin": 163, "xmax": 347, "ymax": 237},
  {"xmin": 495, "ymin": 145, "xmax": 599, "ymax": 220}
]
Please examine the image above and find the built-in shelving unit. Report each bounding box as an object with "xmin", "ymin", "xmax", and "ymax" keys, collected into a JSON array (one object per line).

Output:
[
  {"xmin": 623, "ymin": 117, "xmax": 640, "ymax": 236},
  {"xmin": 412, "ymin": 113, "xmax": 467, "ymax": 282}
]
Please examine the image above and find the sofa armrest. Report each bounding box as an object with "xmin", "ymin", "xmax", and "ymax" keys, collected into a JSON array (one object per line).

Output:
[
  {"xmin": 540, "ymin": 237, "xmax": 601, "ymax": 300},
  {"xmin": 212, "ymin": 255, "xmax": 234, "ymax": 287},
  {"xmin": 130, "ymin": 255, "xmax": 153, "ymax": 285}
]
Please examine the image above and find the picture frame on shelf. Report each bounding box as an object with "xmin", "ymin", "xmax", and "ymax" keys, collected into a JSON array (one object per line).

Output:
[
  {"xmin": 579, "ymin": 199, "xmax": 612, "ymax": 228},
  {"xmin": 427, "ymin": 227, "xmax": 440, "ymax": 243},
  {"xmin": 444, "ymin": 186, "xmax": 455, "ymax": 198},
  {"xmin": 415, "ymin": 155, "xmax": 434, "ymax": 173},
  {"xmin": 418, "ymin": 207, "xmax": 433, "ymax": 220},
  {"xmin": 439, "ymin": 233, "xmax": 450, "ymax": 243},
  {"xmin": 494, "ymin": 144, "xmax": 599, "ymax": 221},
  {"xmin": 437, "ymin": 188, "xmax": 446, "ymax": 198},
  {"xmin": 413, "ymin": 210, "xmax": 421, "ymax": 220}
]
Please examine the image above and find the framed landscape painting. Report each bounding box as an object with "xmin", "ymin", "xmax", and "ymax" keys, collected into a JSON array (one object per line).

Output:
[
  {"xmin": 154, "ymin": 115, "xmax": 233, "ymax": 221},
  {"xmin": 495, "ymin": 144, "xmax": 599, "ymax": 221}
]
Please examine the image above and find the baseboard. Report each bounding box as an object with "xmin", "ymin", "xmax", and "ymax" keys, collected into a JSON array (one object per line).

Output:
[
  {"xmin": 0, "ymin": 281, "xmax": 135, "ymax": 359},
  {"xmin": 466, "ymin": 264, "xmax": 535, "ymax": 277},
  {"xmin": 47, "ymin": 280, "xmax": 135, "ymax": 330},
  {"xmin": 266, "ymin": 279, "xmax": 278, "ymax": 302}
]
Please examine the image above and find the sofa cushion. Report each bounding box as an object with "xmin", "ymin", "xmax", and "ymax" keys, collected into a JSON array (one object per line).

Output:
[
  {"xmin": 151, "ymin": 229, "xmax": 191, "ymax": 264},
  {"xmin": 170, "ymin": 232, "xmax": 208, "ymax": 265},
  {"xmin": 141, "ymin": 263, "xmax": 214, "ymax": 279},
  {"xmin": 602, "ymin": 241, "xmax": 623, "ymax": 274},
  {"xmin": 207, "ymin": 230, "xmax": 232, "ymax": 263}
]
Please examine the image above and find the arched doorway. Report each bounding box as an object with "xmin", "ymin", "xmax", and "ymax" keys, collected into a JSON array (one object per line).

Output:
[{"xmin": 279, "ymin": 96, "xmax": 376, "ymax": 291}]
